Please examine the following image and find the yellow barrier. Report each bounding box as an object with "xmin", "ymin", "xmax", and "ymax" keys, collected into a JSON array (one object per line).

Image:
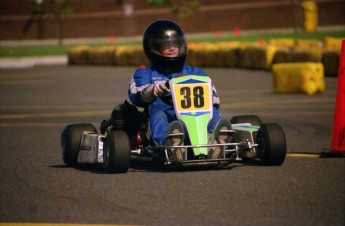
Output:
[
  {"xmin": 295, "ymin": 39, "xmax": 322, "ymax": 49},
  {"xmin": 186, "ymin": 42, "xmax": 241, "ymax": 67},
  {"xmin": 114, "ymin": 45, "xmax": 148, "ymax": 66},
  {"xmin": 203, "ymin": 43, "xmax": 223, "ymax": 67},
  {"xmin": 272, "ymin": 47, "xmax": 290, "ymax": 64},
  {"xmin": 186, "ymin": 43, "xmax": 202, "ymax": 66},
  {"xmin": 302, "ymin": 0, "xmax": 318, "ymax": 32},
  {"xmin": 272, "ymin": 62, "xmax": 324, "ymax": 94},
  {"xmin": 240, "ymin": 45, "xmax": 277, "ymax": 70},
  {"xmin": 219, "ymin": 42, "xmax": 241, "ymax": 67},
  {"xmin": 323, "ymin": 37, "xmax": 344, "ymax": 52},
  {"xmin": 68, "ymin": 45, "xmax": 90, "ymax": 65},
  {"xmin": 268, "ymin": 39, "xmax": 295, "ymax": 47},
  {"xmin": 290, "ymin": 47, "xmax": 322, "ymax": 62},
  {"xmin": 67, "ymin": 38, "xmax": 341, "ymax": 79},
  {"xmin": 88, "ymin": 46, "xmax": 116, "ymax": 65},
  {"xmin": 187, "ymin": 42, "xmax": 213, "ymax": 67}
]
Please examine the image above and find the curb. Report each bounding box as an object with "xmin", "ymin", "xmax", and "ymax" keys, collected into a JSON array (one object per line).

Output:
[{"xmin": 0, "ymin": 56, "xmax": 67, "ymax": 69}]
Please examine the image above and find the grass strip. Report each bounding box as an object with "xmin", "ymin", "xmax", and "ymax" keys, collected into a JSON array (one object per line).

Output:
[{"xmin": 1, "ymin": 29, "xmax": 344, "ymax": 58}]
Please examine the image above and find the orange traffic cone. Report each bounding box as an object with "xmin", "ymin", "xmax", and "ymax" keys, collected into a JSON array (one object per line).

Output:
[
  {"xmin": 215, "ymin": 30, "xmax": 222, "ymax": 37},
  {"xmin": 258, "ymin": 38, "xmax": 265, "ymax": 46},
  {"xmin": 109, "ymin": 36, "xmax": 116, "ymax": 44},
  {"xmin": 234, "ymin": 26, "xmax": 241, "ymax": 36},
  {"xmin": 331, "ymin": 40, "xmax": 345, "ymax": 152}
]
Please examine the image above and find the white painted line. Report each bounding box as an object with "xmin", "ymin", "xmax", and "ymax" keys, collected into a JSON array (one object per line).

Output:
[{"xmin": 0, "ymin": 56, "xmax": 67, "ymax": 69}]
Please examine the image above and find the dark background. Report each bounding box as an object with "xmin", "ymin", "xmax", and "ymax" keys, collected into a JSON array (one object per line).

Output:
[{"xmin": 0, "ymin": 0, "xmax": 344, "ymax": 40}]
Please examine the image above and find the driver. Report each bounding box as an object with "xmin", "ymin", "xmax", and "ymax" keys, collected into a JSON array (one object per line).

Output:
[{"xmin": 128, "ymin": 19, "xmax": 230, "ymax": 160}]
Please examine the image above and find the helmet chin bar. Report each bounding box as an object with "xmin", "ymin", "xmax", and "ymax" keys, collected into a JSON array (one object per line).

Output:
[{"xmin": 151, "ymin": 53, "xmax": 187, "ymax": 72}]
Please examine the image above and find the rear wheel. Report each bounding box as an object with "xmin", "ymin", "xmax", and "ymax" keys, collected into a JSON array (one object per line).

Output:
[
  {"xmin": 61, "ymin": 123, "xmax": 97, "ymax": 166},
  {"xmin": 230, "ymin": 115, "xmax": 262, "ymax": 126},
  {"xmin": 104, "ymin": 131, "xmax": 130, "ymax": 173},
  {"xmin": 257, "ymin": 123, "xmax": 286, "ymax": 165}
]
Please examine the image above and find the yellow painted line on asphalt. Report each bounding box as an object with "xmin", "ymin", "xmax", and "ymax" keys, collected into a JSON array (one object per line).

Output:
[{"xmin": 287, "ymin": 153, "xmax": 320, "ymax": 158}]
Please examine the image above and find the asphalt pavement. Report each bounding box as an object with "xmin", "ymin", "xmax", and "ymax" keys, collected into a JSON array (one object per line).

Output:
[{"xmin": 0, "ymin": 65, "xmax": 344, "ymax": 225}]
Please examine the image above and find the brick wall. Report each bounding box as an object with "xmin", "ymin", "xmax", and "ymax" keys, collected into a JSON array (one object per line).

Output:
[{"xmin": 0, "ymin": 0, "xmax": 344, "ymax": 40}]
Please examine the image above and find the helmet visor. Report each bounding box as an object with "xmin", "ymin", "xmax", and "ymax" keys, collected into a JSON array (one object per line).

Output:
[{"xmin": 149, "ymin": 34, "xmax": 186, "ymax": 58}]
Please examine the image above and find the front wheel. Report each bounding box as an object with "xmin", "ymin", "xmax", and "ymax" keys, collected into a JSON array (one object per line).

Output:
[
  {"xmin": 61, "ymin": 123, "xmax": 97, "ymax": 167},
  {"xmin": 104, "ymin": 131, "xmax": 130, "ymax": 173},
  {"xmin": 257, "ymin": 123, "xmax": 287, "ymax": 165}
]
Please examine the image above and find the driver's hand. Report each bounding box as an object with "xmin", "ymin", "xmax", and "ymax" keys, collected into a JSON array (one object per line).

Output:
[{"xmin": 153, "ymin": 81, "xmax": 170, "ymax": 97}]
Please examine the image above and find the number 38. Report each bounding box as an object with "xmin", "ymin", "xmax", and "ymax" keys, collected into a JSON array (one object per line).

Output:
[{"xmin": 180, "ymin": 86, "xmax": 204, "ymax": 109}]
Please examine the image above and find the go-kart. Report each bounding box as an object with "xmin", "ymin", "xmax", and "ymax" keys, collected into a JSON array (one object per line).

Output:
[{"xmin": 61, "ymin": 75, "xmax": 287, "ymax": 173}]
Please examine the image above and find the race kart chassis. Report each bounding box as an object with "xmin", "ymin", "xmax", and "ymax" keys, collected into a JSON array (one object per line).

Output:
[
  {"xmin": 61, "ymin": 75, "xmax": 286, "ymax": 173},
  {"xmin": 62, "ymin": 115, "xmax": 286, "ymax": 173},
  {"xmin": 139, "ymin": 123, "xmax": 259, "ymax": 165},
  {"xmin": 72, "ymin": 123, "xmax": 259, "ymax": 166}
]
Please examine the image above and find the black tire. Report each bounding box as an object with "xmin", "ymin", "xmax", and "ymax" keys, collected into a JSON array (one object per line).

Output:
[
  {"xmin": 61, "ymin": 123, "xmax": 97, "ymax": 167},
  {"xmin": 230, "ymin": 115, "xmax": 263, "ymax": 126},
  {"xmin": 105, "ymin": 131, "xmax": 130, "ymax": 173},
  {"xmin": 257, "ymin": 123, "xmax": 287, "ymax": 165}
]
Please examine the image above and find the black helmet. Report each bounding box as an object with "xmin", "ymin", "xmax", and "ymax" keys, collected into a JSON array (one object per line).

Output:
[{"xmin": 143, "ymin": 19, "xmax": 187, "ymax": 71}]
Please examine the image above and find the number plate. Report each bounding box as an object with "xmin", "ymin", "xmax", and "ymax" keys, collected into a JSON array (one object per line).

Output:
[{"xmin": 173, "ymin": 83, "xmax": 211, "ymax": 113}]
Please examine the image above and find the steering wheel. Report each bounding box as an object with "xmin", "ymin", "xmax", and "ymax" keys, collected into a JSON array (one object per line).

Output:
[{"xmin": 160, "ymin": 80, "xmax": 174, "ymax": 106}]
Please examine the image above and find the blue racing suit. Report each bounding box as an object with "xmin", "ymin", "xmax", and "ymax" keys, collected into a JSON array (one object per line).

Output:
[{"xmin": 128, "ymin": 65, "xmax": 221, "ymax": 145}]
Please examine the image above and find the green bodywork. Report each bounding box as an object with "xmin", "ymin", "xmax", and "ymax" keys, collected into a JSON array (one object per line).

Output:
[
  {"xmin": 232, "ymin": 125, "xmax": 260, "ymax": 132},
  {"xmin": 170, "ymin": 75, "xmax": 213, "ymax": 156},
  {"xmin": 180, "ymin": 113, "xmax": 210, "ymax": 155}
]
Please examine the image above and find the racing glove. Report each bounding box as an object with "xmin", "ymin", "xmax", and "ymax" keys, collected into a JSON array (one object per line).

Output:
[
  {"xmin": 153, "ymin": 81, "xmax": 170, "ymax": 97},
  {"xmin": 140, "ymin": 81, "xmax": 170, "ymax": 103}
]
